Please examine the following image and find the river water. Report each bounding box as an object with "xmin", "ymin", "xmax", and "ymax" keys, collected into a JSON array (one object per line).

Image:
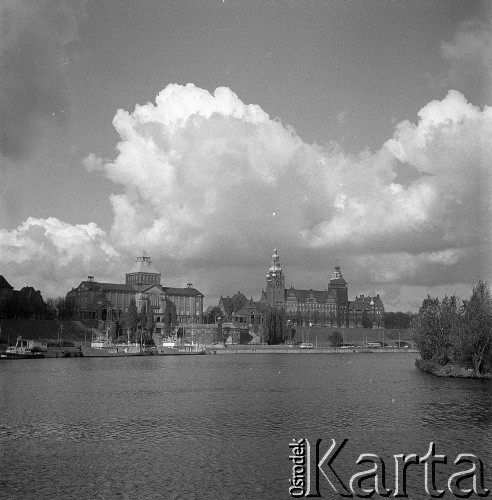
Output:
[{"xmin": 1, "ymin": 353, "xmax": 490, "ymax": 499}]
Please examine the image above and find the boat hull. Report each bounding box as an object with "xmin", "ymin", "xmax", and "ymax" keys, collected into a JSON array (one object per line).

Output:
[
  {"xmin": 155, "ymin": 346, "xmax": 206, "ymax": 356},
  {"xmin": 1, "ymin": 336, "xmax": 47, "ymax": 359},
  {"xmin": 81, "ymin": 346, "xmax": 143, "ymax": 357},
  {"xmin": 1, "ymin": 352, "xmax": 45, "ymax": 359}
]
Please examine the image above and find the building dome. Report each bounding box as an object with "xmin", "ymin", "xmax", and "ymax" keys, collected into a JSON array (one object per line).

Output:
[
  {"xmin": 330, "ymin": 264, "xmax": 347, "ymax": 285},
  {"xmin": 268, "ymin": 248, "xmax": 282, "ymax": 274},
  {"xmin": 125, "ymin": 252, "xmax": 161, "ymax": 287}
]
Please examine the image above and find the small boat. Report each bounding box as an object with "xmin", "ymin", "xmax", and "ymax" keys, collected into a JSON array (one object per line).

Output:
[
  {"xmin": 155, "ymin": 337, "xmax": 206, "ymax": 356},
  {"xmin": 1, "ymin": 336, "xmax": 47, "ymax": 359},
  {"xmin": 81, "ymin": 328, "xmax": 144, "ymax": 357}
]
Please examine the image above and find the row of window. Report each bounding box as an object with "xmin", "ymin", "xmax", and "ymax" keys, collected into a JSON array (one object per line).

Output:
[
  {"xmin": 286, "ymin": 303, "xmax": 337, "ymax": 310},
  {"xmin": 126, "ymin": 274, "xmax": 159, "ymax": 285},
  {"xmin": 286, "ymin": 301, "xmax": 337, "ymax": 307},
  {"xmin": 168, "ymin": 296, "xmax": 202, "ymax": 310},
  {"xmin": 107, "ymin": 292, "xmax": 132, "ymax": 307},
  {"xmin": 234, "ymin": 316, "xmax": 265, "ymax": 324}
]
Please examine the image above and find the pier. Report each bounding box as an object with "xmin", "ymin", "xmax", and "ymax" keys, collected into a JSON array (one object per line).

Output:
[{"xmin": 207, "ymin": 346, "xmax": 418, "ymax": 354}]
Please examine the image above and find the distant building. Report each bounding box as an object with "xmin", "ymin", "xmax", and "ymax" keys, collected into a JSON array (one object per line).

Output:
[
  {"xmin": 349, "ymin": 294, "xmax": 385, "ymax": 329},
  {"xmin": 232, "ymin": 297, "xmax": 266, "ymax": 327},
  {"xmin": 0, "ymin": 276, "xmax": 14, "ymax": 318},
  {"xmin": 0, "ymin": 276, "xmax": 47, "ymax": 319},
  {"xmin": 259, "ymin": 248, "xmax": 384, "ymax": 328},
  {"xmin": 218, "ymin": 293, "xmax": 267, "ymax": 325},
  {"xmin": 66, "ymin": 253, "xmax": 204, "ymax": 328}
]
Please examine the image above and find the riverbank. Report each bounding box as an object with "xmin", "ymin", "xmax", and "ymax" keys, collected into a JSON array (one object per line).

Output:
[
  {"xmin": 0, "ymin": 319, "xmax": 93, "ymax": 342},
  {"xmin": 415, "ymin": 358, "xmax": 492, "ymax": 379},
  {"xmin": 208, "ymin": 345, "xmax": 418, "ymax": 354}
]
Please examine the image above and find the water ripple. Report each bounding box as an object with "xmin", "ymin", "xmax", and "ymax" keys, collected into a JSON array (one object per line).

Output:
[{"xmin": 1, "ymin": 353, "xmax": 491, "ymax": 500}]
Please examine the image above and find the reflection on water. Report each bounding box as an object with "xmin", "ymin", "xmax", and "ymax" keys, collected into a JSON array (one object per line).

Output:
[{"xmin": 1, "ymin": 353, "xmax": 491, "ymax": 499}]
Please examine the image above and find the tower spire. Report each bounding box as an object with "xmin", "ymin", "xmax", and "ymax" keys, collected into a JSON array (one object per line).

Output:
[
  {"xmin": 265, "ymin": 247, "xmax": 285, "ymax": 308},
  {"xmin": 267, "ymin": 247, "xmax": 282, "ymax": 276}
]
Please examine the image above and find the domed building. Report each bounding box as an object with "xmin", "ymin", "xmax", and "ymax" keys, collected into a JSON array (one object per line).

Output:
[{"xmin": 66, "ymin": 252, "xmax": 204, "ymax": 330}]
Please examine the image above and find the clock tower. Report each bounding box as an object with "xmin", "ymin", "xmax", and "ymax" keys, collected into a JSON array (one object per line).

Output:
[{"xmin": 265, "ymin": 248, "xmax": 285, "ymax": 308}]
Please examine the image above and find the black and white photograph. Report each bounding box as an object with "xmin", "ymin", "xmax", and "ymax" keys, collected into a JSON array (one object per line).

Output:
[{"xmin": 1, "ymin": 1, "xmax": 491, "ymax": 498}]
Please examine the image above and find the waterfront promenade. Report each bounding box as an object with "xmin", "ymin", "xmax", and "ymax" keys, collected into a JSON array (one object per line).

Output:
[{"xmin": 207, "ymin": 345, "xmax": 418, "ymax": 354}]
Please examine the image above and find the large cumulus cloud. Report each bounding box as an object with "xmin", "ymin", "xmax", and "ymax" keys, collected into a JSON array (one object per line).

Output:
[
  {"xmin": 86, "ymin": 84, "xmax": 490, "ymax": 292},
  {"xmin": 0, "ymin": 82, "xmax": 490, "ymax": 306},
  {"xmin": 99, "ymin": 84, "xmax": 305, "ymax": 263}
]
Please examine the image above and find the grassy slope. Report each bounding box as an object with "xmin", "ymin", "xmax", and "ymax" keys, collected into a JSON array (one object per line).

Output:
[
  {"xmin": 0, "ymin": 320, "xmax": 414, "ymax": 349},
  {"xmin": 293, "ymin": 326, "xmax": 413, "ymax": 347},
  {"xmin": 0, "ymin": 319, "xmax": 93, "ymax": 347}
]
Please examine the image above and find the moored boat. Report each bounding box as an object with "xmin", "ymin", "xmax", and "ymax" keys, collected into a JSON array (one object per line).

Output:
[
  {"xmin": 155, "ymin": 338, "xmax": 206, "ymax": 356},
  {"xmin": 1, "ymin": 336, "xmax": 47, "ymax": 359},
  {"xmin": 81, "ymin": 329, "xmax": 144, "ymax": 357}
]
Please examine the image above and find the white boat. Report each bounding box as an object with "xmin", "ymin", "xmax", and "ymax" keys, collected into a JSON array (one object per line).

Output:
[
  {"xmin": 1, "ymin": 336, "xmax": 47, "ymax": 359},
  {"xmin": 155, "ymin": 336, "xmax": 206, "ymax": 356},
  {"xmin": 81, "ymin": 328, "xmax": 144, "ymax": 357}
]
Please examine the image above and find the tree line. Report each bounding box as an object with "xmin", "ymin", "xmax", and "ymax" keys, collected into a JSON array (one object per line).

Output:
[
  {"xmin": 261, "ymin": 307, "xmax": 290, "ymax": 344},
  {"xmin": 111, "ymin": 298, "xmax": 178, "ymax": 344},
  {"xmin": 412, "ymin": 280, "xmax": 492, "ymax": 375},
  {"xmin": 0, "ymin": 287, "xmax": 49, "ymax": 319}
]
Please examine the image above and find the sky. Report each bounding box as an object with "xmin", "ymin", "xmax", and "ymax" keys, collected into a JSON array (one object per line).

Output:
[{"xmin": 0, "ymin": 0, "xmax": 491, "ymax": 312}]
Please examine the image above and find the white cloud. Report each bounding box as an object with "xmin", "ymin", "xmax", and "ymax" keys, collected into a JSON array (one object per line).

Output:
[
  {"xmin": 102, "ymin": 84, "xmax": 305, "ymax": 261},
  {"xmin": 441, "ymin": 19, "xmax": 492, "ymax": 73},
  {"xmin": 96, "ymin": 84, "xmax": 490, "ymax": 266},
  {"xmin": 0, "ymin": 84, "xmax": 490, "ymax": 309},
  {"xmin": 0, "ymin": 217, "xmax": 120, "ymax": 297},
  {"xmin": 82, "ymin": 153, "xmax": 105, "ymax": 172},
  {"xmin": 384, "ymin": 90, "xmax": 492, "ymax": 247},
  {"xmin": 337, "ymin": 110, "xmax": 348, "ymax": 124},
  {"xmin": 440, "ymin": 18, "xmax": 492, "ymax": 99},
  {"xmin": 421, "ymin": 249, "xmax": 462, "ymax": 266}
]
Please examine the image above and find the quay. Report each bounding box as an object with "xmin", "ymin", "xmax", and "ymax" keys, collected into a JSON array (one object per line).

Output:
[{"xmin": 207, "ymin": 346, "xmax": 419, "ymax": 354}]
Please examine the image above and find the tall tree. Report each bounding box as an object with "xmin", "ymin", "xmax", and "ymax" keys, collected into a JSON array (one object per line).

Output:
[
  {"xmin": 329, "ymin": 312, "xmax": 336, "ymax": 327},
  {"xmin": 45, "ymin": 298, "xmax": 58, "ymax": 320},
  {"xmin": 274, "ymin": 307, "xmax": 286, "ymax": 343},
  {"xmin": 361, "ymin": 309, "xmax": 372, "ymax": 329},
  {"xmin": 412, "ymin": 296, "xmax": 442, "ymax": 361},
  {"xmin": 206, "ymin": 306, "xmax": 222, "ymax": 324},
  {"xmin": 384, "ymin": 311, "xmax": 413, "ymax": 329},
  {"xmin": 330, "ymin": 331, "xmax": 343, "ymax": 347},
  {"xmin": 412, "ymin": 295, "xmax": 460, "ymax": 364},
  {"xmin": 312, "ymin": 309, "xmax": 320, "ymax": 326},
  {"xmin": 232, "ymin": 293, "xmax": 247, "ymax": 314},
  {"xmin": 261, "ymin": 307, "xmax": 286, "ymax": 345},
  {"xmin": 453, "ymin": 281, "xmax": 492, "ymax": 374},
  {"xmin": 140, "ymin": 302, "xmax": 147, "ymax": 332},
  {"xmin": 295, "ymin": 307, "xmax": 302, "ymax": 326},
  {"xmin": 145, "ymin": 304, "xmax": 155, "ymax": 342},
  {"xmin": 261, "ymin": 307, "xmax": 272, "ymax": 343},
  {"xmin": 223, "ymin": 298, "xmax": 234, "ymax": 319},
  {"xmin": 163, "ymin": 298, "xmax": 177, "ymax": 336},
  {"xmin": 126, "ymin": 299, "xmax": 139, "ymax": 341},
  {"xmin": 56, "ymin": 296, "xmax": 75, "ymax": 320}
]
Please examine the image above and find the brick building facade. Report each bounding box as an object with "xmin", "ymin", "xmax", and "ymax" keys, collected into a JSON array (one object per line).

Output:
[
  {"xmin": 66, "ymin": 253, "xmax": 204, "ymax": 327},
  {"xmin": 259, "ymin": 248, "xmax": 384, "ymax": 328}
]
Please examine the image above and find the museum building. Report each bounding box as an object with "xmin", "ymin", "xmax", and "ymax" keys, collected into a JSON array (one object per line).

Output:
[{"xmin": 66, "ymin": 253, "xmax": 204, "ymax": 326}]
